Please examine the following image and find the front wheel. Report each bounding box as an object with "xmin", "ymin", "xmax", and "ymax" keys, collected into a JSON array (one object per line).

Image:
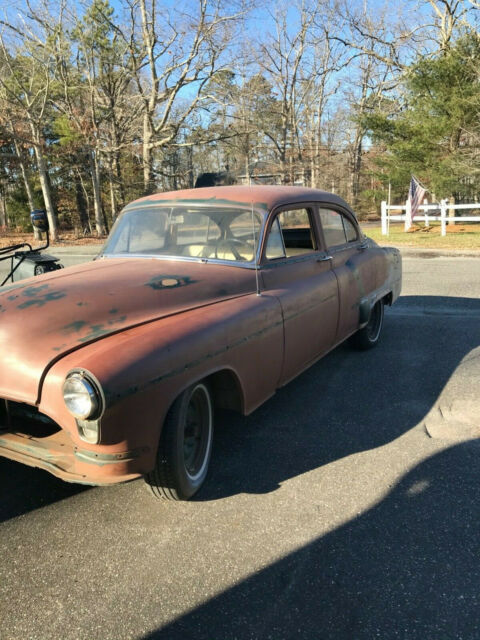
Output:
[
  {"xmin": 349, "ymin": 299, "xmax": 384, "ymax": 350},
  {"xmin": 145, "ymin": 382, "xmax": 214, "ymax": 500}
]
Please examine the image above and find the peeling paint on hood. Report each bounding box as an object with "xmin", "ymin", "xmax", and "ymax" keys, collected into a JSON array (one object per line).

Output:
[{"xmin": 0, "ymin": 258, "xmax": 256, "ymax": 403}]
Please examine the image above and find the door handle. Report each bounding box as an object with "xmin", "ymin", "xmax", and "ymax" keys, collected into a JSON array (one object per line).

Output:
[{"xmin": 317, "ymin": 255, "xmax": 333, "ymax": 262}]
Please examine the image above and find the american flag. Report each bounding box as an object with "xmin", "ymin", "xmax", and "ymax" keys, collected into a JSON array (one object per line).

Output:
[{"xmin": 406, "ymin": 176, "xmax": 426, "ymax": 225}]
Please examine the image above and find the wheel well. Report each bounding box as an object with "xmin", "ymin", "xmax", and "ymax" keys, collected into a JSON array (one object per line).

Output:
[
  {"xmin": 382, "ymin": 292, "xmax": 393, "ymax": 306},
  {"xmin": 206, "ymin": 369, "xmax": 244, "ymax": 414},
  {"xmin": 360, "ymin": 292, "xmax": 392, "ymax": 325}
]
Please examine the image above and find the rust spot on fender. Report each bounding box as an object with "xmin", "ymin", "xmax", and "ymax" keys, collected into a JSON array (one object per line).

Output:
[
  {"xmin": 23, "ymin": 284, "xmax": 50, "ymax": 297},
  {"xmin": 77, "ymin": 316, "xmax": 128, "ymax": 343},
  {"xmin": 63, "ymin": 320, "xmax": 88, "ymax": 333},
  {"xmin": 17, "ymin": 290, "xmax": 66, "ymax": 309}
]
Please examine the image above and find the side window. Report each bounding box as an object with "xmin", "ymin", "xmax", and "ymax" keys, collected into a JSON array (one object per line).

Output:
[
  {"xmin": 266, "ymin": 208, "xmax": 316, "ymax": 259},
  {"xmin": 343, "ymin": 216, "xmax": 358, "ymax": 243},
  {"xmin": 319, "ymin": 208, "xmax": 358, "ymax": 248},
  {"xmin": 265, "ymin": 218, "xmax": 285, "ymax": 259}
]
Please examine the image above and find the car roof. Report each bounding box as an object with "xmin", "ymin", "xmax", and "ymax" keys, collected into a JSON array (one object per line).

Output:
[{"xmin": 131, "ymin": 185, "xmax": 356, "ymax": 216}]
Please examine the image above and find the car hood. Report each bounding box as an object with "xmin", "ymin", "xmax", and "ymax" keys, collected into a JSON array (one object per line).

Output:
[{"xmin": 0, "ymin": 258, "xmax": 256, "ymax": 404}]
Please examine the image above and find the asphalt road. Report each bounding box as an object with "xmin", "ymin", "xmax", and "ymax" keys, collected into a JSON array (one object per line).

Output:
[{"xmin": 1, "ymin": 251, "xmax": 480, "ymax": 640}]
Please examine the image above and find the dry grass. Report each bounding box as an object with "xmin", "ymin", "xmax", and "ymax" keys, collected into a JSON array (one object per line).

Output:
[{"xmin": 365, "ymin": 223, "xmax": 480, "ymax": 250}]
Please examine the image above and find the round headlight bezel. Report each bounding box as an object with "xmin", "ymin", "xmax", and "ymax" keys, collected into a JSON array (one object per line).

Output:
[{"xmin": 62, "ymin": 371, "xmax": 103, "ymax": 421}]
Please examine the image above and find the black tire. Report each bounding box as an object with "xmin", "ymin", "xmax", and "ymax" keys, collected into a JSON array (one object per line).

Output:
[
  {"xmin": 349, "ymin": 299, "xmax": 384, "ymax": 350},
  {"xmin": 145, "ymin": 382, "xmax": 214, "ymax": 500}
]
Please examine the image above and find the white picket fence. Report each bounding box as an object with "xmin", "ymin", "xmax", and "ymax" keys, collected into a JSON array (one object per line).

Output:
[{"xmin": 381, "ymin": 200, "xmax": 480, "ymax": 236}]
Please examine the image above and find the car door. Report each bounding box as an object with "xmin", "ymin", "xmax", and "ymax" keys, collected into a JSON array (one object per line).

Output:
[
  {"xmin": 260, "ymin": 205, "xmax": 339, "ymax": 386},
  {"xmin": 317, "ymin": 206, "xmax": 377, "ymax": 342}
]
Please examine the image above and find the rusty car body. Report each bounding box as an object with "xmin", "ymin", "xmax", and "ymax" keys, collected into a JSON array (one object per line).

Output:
[{"xmin": 0, "ymin": 186, "xmax": 401, "ymax": 500}]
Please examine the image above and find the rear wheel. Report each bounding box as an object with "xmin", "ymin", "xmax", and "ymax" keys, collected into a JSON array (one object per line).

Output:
[
  {"xmin": 349, "ymin": 299, "xmax": 384, "ymax": 350},
  {"xmin": 145, "ymin": 382, "xmax": 213, "ymax": 500}
]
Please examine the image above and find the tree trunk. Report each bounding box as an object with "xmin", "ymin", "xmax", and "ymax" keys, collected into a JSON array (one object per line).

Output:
[
  {"xmin": 31, "ymin": 125, "xmax": 58, "ymax": 241},
  {"xmin": 108, "ymin": 155, "xmax": 117, "ymax": 221},
  {"xmin": 101, "ymin": 201, "xmax": 109, "ymax": 235},
  {"xmin": 349, "ymin": 132, "xmax": 363, "ymax": 207},
  {"xmin": 143, "ymin": 115, "xmax": 156, "ymax": 195},
  {"xmin": 89, "ymin": 150, "xmax": 106, "ymax": 236},
  {"xmin": 109, "ymin": 175, "xmax": 116, "ymax": 222},
  {"xmin": 0, "ymin": 189, "xmax": 7, "ymax": 228},
  {"xmin": 14, "ymin": 139, "xmax": 41, "ymax": 240},
  {"xmin": 74, "ymin": 173, "xmax": 89, "ymax": 232},
  {"xmin": 280, "ymin": 118, "xmax": 289, "ymax": 184},
  {"xmin": 187, "ymin": 146, "xmax": 194, "ymax": 188},
  {"xmin": 114, "ymin": 152, "xmax": 125, "ymax": 210}
]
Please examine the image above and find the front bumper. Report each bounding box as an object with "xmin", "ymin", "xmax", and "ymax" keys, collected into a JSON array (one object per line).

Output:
[{"xmin": 0, "ymin": 429, "xmax": 145, "ymax": 485}]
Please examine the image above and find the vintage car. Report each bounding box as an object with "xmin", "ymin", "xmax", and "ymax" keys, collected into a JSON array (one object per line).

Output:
[{"xmin": 0, "ymin": 186, "xmax": 401, "ymax": 500}]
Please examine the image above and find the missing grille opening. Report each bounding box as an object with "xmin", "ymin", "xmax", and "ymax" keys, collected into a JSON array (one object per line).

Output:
[{"xmin": 0, "ymin": 401, "xmax": 60, "ymax": 438}]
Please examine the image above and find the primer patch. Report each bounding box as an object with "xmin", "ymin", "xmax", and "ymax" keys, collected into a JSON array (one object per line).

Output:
[{"xmin": 146, "ymin": 275, "xmax": 196, "ymax": 290}]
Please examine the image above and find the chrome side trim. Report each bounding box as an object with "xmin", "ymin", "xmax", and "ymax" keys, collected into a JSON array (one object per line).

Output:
[{"xmin": 98, "ymin": 253, "xmax": 261, "ymax": 270}]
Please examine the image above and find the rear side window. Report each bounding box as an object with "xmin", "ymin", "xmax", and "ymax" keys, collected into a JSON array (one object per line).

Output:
[
  {"xmin": 266, "ymin": 208, "xmax": 316, "ymax": 259},
  {"xmin": 319, "ymin": 208, "xmax": 358, "ymax": 248},
  {"xmin": 343, "ymin": 217, "xmax": 358, "ymax": 243}
]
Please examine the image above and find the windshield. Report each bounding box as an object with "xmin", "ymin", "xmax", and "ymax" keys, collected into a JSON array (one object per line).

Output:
[{"xmin": 103, "ymin": 205, "xmax": 262, "ymax": 263}]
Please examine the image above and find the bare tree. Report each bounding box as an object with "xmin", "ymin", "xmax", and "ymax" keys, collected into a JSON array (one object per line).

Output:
[
  {"xmin": 255, "ymin": 2, "xmax": 320, "ymax": 183},
  {"xmin": 105, "ymin": 0, "xmax": 245, "ymax": 194},
  {"xmin": 329, "ymin": 0, "xmax": 420, "ymax": 71},
  {"xmin": 424, "ymin": 0, "xmax": 480, "ymax": 50},
  {"xmin": 299, "ymin": 9, "xmax": 353, "ymax": 189},
  {"xmin": 0, "ymin": 5, "xmax": 61, "ymax": 239}
]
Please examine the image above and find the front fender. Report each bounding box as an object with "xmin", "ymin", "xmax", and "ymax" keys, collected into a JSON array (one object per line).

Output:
[{"xmin": 39, "ymin": 293, "xmax": 284, "ymax": 470}]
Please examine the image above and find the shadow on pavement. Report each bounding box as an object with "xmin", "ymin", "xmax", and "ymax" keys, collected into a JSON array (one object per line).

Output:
[
  {"xmin": 143, "ymin": 440, "xmax": 480, "ymax": 639},
  {"xmin": 0, "ymin": 459, "xmax": 89, "ymax": 522}
]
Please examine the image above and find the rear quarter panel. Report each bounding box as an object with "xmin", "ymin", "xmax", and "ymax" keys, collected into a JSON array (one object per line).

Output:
[
  {"xmin": 357, "ymin": 242, "xmax": 402, "ymax": 325},
  {"xmin": 380, "ymin": 245, "xmax": 402, "ymax": 303},
  {"xmin": 333, "ymin": 240, "xmax": 402, "ymax": 335}
]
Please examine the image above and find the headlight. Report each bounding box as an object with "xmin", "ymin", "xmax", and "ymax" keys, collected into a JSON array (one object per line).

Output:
[{"xmin": 63, "ymin": 372, "xmax": 101, "ymax": 420}]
